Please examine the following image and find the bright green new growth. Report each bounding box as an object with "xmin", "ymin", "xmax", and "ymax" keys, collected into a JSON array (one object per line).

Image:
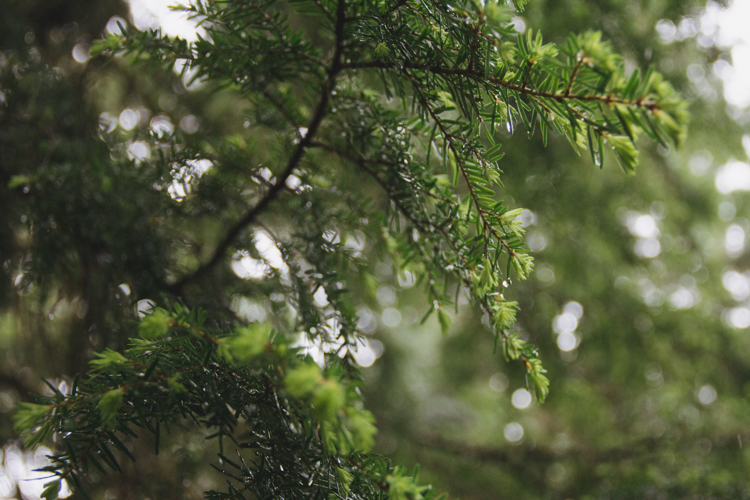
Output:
[
  {"xmin": 14, "ymin": 0, "xmax": 687, "ymax": 496},
  {"xmin": 89, "ymin": 348, "xmax": 129, "ymax": 370},
  {"xmin": 97, "ymin": 388, "xmax": 124, "ymax": 428},
  {"xmin": 138, "ymin": 307, "xmax": 171, "ymax": 340},
  {"xmin": 218, "ymin": 323, "xmax": 271, "ymax": 363},
  {"xmin": 13, "ymin": 403, "xmax": 52, "ymax": 435},
  {"xmin": 284, "ymin": 363, "xmax": 324, "ymax": 398}
]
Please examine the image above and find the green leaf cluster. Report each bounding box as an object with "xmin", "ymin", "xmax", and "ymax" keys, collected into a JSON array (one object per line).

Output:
[{"xmin": 5, "ymin": 0, "xmax": 689, "ymax": 496}]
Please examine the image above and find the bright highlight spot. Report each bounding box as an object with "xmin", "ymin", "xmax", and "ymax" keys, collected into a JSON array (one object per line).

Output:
[
  {"xmin": 696, "ymin": 385, "xmax": 717, "ymax": 405},
  {"xmin": 725, "ymin": 307, "xmax": 750, "ymax": 328},
  {"xmin": 72, "ymin": 42, "xmax": 90, "ymax": 63},
  {"xmin": 231, "ymin": 251, "xmax": 269, "ymax": 280},
  {"xmin": 136, "ymin": 299, "xmax": 154, "ymax": 318},
  {"xmin": 628, "ymin": 214, "xmax": 660, "ymax": 239},
  {"xmin": 0, "ymin": 445, "xmax": 72, "ymax": 499},
  {"xmin": 255, "ymin": 231, "xmax": 288, "ymax": 273},
  {"xmin": 350, "ymin": 338, "xmax": 379, "ymax": 368},
  {"xmin": 504, "ymin": 422, "xmax": 524, "ymax": 443},
  {"xmin": 128, "ymin": 140, "xmax": 151, "ymax": 163},
  {"xmin": 563, "ymin": 301, "xmax": 584, "ymax": 319},
  {"xmin": 557, "ymin": 332, "xmax": 578, "ymax": 352},
  {"xmin": 723, "ymin": 270, "xmax": 750, "ymax": 300},
  {"xmin": 553, "ymin": 312, "xmax": 578, "ymax": 334},
  {"xmin": 715, "ymin": 161, "xmax": 750, "ymax": 193},
  {"xmin": 313, "ymin": 287, "xmax": 329, "ymax": 308},
  {"xmin": 106, "ymin": 16, "xmax": 127, "ymax": 35},
  {"xmin": 511, "ymin": 388, "xmax": 532, "ymax": 409},
  {"xmin": 668, "ymin": 286, "xmax": 696, "ymax": 310},
  {"xmin": 119, "ymin": 108, "xmax": 140, "ymax": 131},
  {"xmin": 634, "ymin": 238, "xmax": 661, "ymax": 259},
  {"xmin": 725, "ymin": 224, "xmax": 745, "ymax": 258},
  {"xmin": 127, "ymin": 0, "xmax": 204, "ymax": 41},
  {"xmin": 150, "ymin": 114, "xmax": 174, "ymax": 137},
  {"xmin": 515, "ymin": 209, "xmax": 536, "ymax": 227}
]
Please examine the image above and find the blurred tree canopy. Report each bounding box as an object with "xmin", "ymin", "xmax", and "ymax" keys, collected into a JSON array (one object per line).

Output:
[{"xmin": 1, "ymin": 0, "xmax": 748, "ymax": 498}]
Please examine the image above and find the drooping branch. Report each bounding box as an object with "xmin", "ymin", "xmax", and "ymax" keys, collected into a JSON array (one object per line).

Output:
[{"xmin": 407, "ymin": 74, "xmax": 517, "ymax": 257}]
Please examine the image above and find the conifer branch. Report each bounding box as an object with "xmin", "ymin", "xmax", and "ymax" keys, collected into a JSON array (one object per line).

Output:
[
  {"xmin": 168, "ymin": 0, "xmax": 349, "ymax": 295},
  {"xmin": 342, "ymin": 61, "xmax": 662, "ymax": 111},
  {"xmin": 408, "ymin": 75, "xmax": 517, "ymax": 257}
]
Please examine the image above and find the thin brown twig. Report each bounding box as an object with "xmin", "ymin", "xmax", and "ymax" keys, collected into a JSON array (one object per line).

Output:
[{"xmin": 565, "ymin": 53, "xmax": 586, "ymax": 96}]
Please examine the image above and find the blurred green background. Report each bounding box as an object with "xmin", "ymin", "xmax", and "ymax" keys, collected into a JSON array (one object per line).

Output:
[{"xmin": 2, "ymin": 0, "xmax": 750, "ymax": 498}]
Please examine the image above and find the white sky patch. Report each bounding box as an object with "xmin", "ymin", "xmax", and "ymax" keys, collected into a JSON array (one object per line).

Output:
[
  {"xmin": 293, "ymin": 319, "xmax": 379, "ymax": 368},
  {"xmin": 293, "ymin": 332, "xmax": 327, "ymax": 367},
  {"xmin": 313, "ymin": 287, "xmax": 329, "ymax": 308},
  {"xmin": 285, "ymin": 174, "xmax": 302, "ymax": 190},
  {"xmin": 660, "ymin": 1, "xmax": 750, "ymax": 194},
  {"xmin": 349, "ymin": 337, "xmax": 382, "ymax": 368},
  {"xmin": 128, "ymin": 140, "xmax": 151, "ymax": 163},
  {"xmin": 698, "ymin": 0, "xmax": 750, "ymax": 109},
  {"xmin": 230, "ymin": 295, "xmax": 267, "ymax": 322},
  {"xmin": 231, "ymin": 251, "xmax": 269, "ymax": 280},
  {"xmin": 167, "ymin": 159, "xmax": 212, "ymax": 202},
  {"xmin": 254, "ymin": 230, "xmax": 289, "ymax": 275},
  {"xmin": 345, "ymin": 231, "xmax": 367, "ymax": 257},
  {"xmin": 126, "ymin": 0, "xmax": 203, "ymax": 41},
  {"xmin": 0, "ymin": 445, "xmax": 72, "ymax": 499}
]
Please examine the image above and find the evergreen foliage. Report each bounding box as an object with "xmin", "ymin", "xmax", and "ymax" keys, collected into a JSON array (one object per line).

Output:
[{"xmin": 2, "ymin": 0, "xmax": 695, "ymax": 497}]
